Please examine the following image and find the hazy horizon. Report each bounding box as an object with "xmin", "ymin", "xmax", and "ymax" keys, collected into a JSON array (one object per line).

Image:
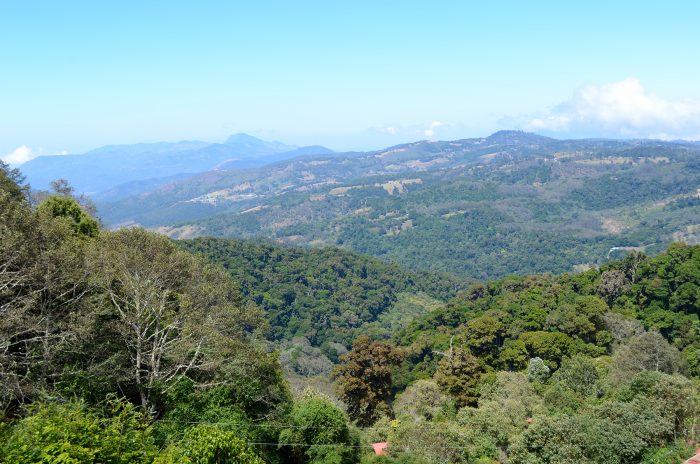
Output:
[{"xmin": 3, "ymin": 1, "xmax": 700, "ymax": 163}]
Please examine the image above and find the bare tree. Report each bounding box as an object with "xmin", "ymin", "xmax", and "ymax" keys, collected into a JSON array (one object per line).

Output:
[{"xmin": 87, "ymin": 228, "xmax": 256, "ymax": 415}]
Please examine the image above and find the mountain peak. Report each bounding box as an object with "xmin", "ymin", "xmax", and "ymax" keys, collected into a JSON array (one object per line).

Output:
[
  {"xmin": 223, "ymin": 133, "xmax": 297, "ymax": 155},
  {"xmin": 224, "ymin": 133, "xmax": 264, "ymax": 145}
]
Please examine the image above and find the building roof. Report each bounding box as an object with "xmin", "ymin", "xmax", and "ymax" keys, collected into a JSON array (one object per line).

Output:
[{"xmin": 372, "ymin": 442, "xmax": 388, "ymax": 456}]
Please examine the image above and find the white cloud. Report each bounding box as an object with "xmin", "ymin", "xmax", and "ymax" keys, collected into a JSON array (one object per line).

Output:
[
  {"xmin": 423, "ymin": 121, "xmax": 445, "ymax": 138},
  {"xmin": 372, "ymin": 121, "xmax": 448, "ymax": 139},
  {"xmin": 2, "ymin": 145, "xmax": 36, "ymax": 165},
  {"xmin": 523, "ymin": 78, "xmax": 700, "ymax": 140}
]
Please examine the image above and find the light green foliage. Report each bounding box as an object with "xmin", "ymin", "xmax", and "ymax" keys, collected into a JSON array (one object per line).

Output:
[
  {"xmin": 279, "ymin": 389, "xmax": 360, "ymax": 464},
  {"xmin": 612, "ymin": 331, "xmax": 684, "ymax": 382},
  {"xmin": 154, "ymin": 425, "xmax": 263, "ymax": 464},
  {"xmin": 624, "ymin": 371, "xmax": 700, "ymax": 440},
  {"xmin": 551, "ymin": 354, "xmax": 602, "ymax": 397},
  {"xmin": 639, "ymin": 441, "xmax": 695, "ymax": 464},
  {"xmin": 393, "ymin": 379, "xmax": 454, "ymax": 422},
  {"xmin": 527, "ymin": 357, "xmax": 551, "ymax": 382},
  {"xmin": 1, "ymin": 399, "xmax": 156, "ymax": 464},
  {"xmin": 387, "ymin": 418, "xmax": 498, "ymax": 464},
  {"xmin": 511, "ymin": 413, "xmax": 641, "ymax": 464},
  {"xmin": 457, "ymin": 372, "xmax": 543, "ymax": 452}
]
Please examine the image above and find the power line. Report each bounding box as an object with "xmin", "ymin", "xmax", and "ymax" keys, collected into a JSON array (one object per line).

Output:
[
  {"xmin": 156, "ymin": 419, "xmax": 349, "ymax": 429},
  {"xmin": 248, "ymin": 443, "xmax": 373, "ymax": 448}
]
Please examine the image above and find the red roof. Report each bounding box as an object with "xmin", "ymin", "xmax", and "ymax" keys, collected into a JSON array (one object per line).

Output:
[
  {"xmin": 372, "ymin": 442, "xmax": 388, "ymax": 456},
  {"xmin": 685, "ymin": 451, "xmax": 700, "ymax": 464}
]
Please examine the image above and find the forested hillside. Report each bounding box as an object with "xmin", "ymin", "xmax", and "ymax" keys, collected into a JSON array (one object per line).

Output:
[
  {"xmin": 179, "ymin": 238, "xmax": 466, "ymax": 345},
  {"xmin": 330, "ymin": 242, "xmax": 700, "ymax": 463},
  {"xmin": 98, "ymin": 133, "xmax": 700, "ymax": 280},
  {"xmin": 4, "ymin": 160, "xmax": 700, "ymax": 463}
]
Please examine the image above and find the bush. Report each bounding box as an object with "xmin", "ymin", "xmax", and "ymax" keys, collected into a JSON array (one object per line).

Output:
[
  {"xmin": 1, "ymin": 399, "xmax": 156, "ymax": 464},
  {"xmin": 154, "ymin": 425, "xmax": 263, "ymax": 464}
]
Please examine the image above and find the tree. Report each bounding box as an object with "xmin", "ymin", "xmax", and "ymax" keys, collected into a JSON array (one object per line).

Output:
[
  {"xmin": 0, "ymin": 160, "xmax": 28, "ymax": 203},
  {"xmin": 394, "ymin": 379, "xmax": 454, "ymax": 422},
  {"xmin": 626, "ymin": 371, "xmax": 700, "ymax": 439},
  {"xmin": 545, "ymin": 296, "xmax": 607, "ymax": 342},
  {"xmin": 527, "ymin": 357, "xmax": 550, "ymax": 382},
  {"xmin": 552, "ymin": 355, "xmax": 601, "ymax": 397},
  {"xmin": 464, "ymin": 315, "xmax": 504, "ymax": 360},
  {"xmin": 519, "ymin": 331, "xmax": 573, "ymax": 369},
  {"xmin": 597, "ymin": 269, "xmax": 631, "ymax": 304},
  {"xmin": 86, "ymin": 228, "xmax": 263, "ymax": 415},
  {"xmin": 510, "ymin": 413, "xmax": 648, "ymax": 464},
  {"xmin": 31, "ymin": 178, "xmax": 98, "ymax": 217},
  {"xmin": 278, "ymin": 389, "xmax": 359, "ymax": 464},
  {"xmin": 1, "ymin": 398, "xmax": 157, "ymax": 464},
  {"xmin": 0, "ymin": 190, "xmax": 92, "ymax": 410},
  {"xmin": 154, "ymin": 425, "xmax": 263, "ymax": 464},
  {"xmin": 388, "ymin": 418, "xmax": 496, "ymax": 464},
  {"xmin": 37, "ymin": 195, "xmax": 99, "ymax": 237},
  {"xmin": 433, "ymin": 347, "xmax": 484, "ymax": 407},
  {"xmin": 458, "ymin": 372, "xmax": 543, "ymax": 453},
  {"xmin": 333, "ymin": 336, "xmax": 403, "ymax": 426},
  {"xmin": 612, "ymin": 331, "xmax": 683, "ymax": 382}
]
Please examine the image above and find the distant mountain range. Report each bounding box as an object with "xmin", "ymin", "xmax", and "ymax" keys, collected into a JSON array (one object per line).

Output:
[
  {"xmin": 88, "ymin": 130, "xmax": 700, "ymax": 279},
  {"xmin": 19, "ymin": 133, "xmax": 333, "ymax": 196},
  {"xmin": 18, "ymin": 130, "xmax": 700, "ymax": 279}
]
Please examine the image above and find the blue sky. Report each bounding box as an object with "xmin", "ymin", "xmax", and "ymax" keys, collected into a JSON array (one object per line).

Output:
[{"xmin": 2, "ymin": 1, "xmax": 700, "ymax": 163}]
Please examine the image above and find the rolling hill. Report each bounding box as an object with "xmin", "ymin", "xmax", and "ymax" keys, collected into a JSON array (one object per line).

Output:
[{"xmin": 96, "ymin": 131, "xmax": 700, "ymax": 280}]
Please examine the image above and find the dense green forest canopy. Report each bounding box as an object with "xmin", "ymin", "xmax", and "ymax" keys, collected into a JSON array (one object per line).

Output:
[
  {"xmin": 179, "ymin": 238, "xmax": 467, "ymax": 348},
  {"xmin": 3, "ymin": 160, "xmax": 700, "ymax": 463}
]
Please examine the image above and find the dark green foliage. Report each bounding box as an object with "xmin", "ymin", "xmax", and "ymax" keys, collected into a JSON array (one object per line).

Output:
[
  {"xmin": 395, "ymin": 243, "xmax": 700, "ymax": 392},
  {"xmin": 37, "ymin": 195, "xmax": 99, "ymax": 237},
  {"xmin": 179, "ymin": 237, "xmax": 467, "ymax": 347},
  {"xmin": 0, "ymin": 160, "xmax": 28, "ymax": 203},
  {"xmin": 433, "ymin": 347, "xmax": 485, "ymax": 407},
  {"xmin": 333, "ymin": 336, "xmax": 403, "ymax": 426}
]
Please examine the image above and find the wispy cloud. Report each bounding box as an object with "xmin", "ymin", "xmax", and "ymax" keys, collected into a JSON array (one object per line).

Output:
[
  {"xmin": 520, "ymin": 78, "xmax": 700, "ymax": 140},
  {"xmin": 372, "ymin": 121, "xmax": 448, "ymax": 139},
  {"xmin": 378, "ymin": 126, "xmax": 399, "ymax": 135}
]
